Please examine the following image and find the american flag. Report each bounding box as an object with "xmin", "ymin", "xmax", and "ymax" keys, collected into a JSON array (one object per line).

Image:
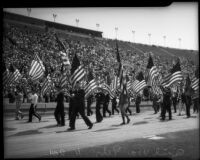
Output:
[
  {"xmin": 161, "ymin": 59, "xmax": 183, "ymax": 87},
  {"xmin": 110, "ymin": 76, "xmax": 120, "ymax": 92},
  {"xmin": 59, "ymin": 64, "xmax": 69, "ymax": 88},
  {"xmin": 4, "ymin": 64, "xmax": 21, "ymax": 87},
  {"xmin": 70, "ymin": 54, "xmax": 86, "ymax": 88},
  {"xmin": 115, "ymin": 40, "xmax": 124, "ymax": 91},
  {"xmin": 85, "ymin": 70, "xmax": 98, "ymax": 99},
  {"xmin": 99, "ymin": 82, "xmax": 115, "ymax": 99},
  {"xmin": 127, "ymin": 80, "xmax": 132, "ymax": 91},
  {"xmin": 29, "ymin": 53, "xmax": 45, "ymax": 81},
  {"xmin": 118, "ymin": 63, "xmax": 124, "ymax": 91},
  {"xmin": 191, "ymin": 67, "xmax": 199, "ymax": 91},
  {"xmin": 3, "ymin": 60, "xmax": 9, "ymax": 87},
  {"xmin": 146, "ymin": 55, "xmax": 162, "ymax": 95},
  {"xmin": 59, "ymin": 51, "xmax": 70, "ymax": 66},
  {"xmin": 41, "ymin": 74, "xmax": 52, "ymax": 96},
  {"xmin": 191, "ymin": 76, "xmax": 199, "ymax": 91},
  {"xmin": 63, "ymin": 88, "xmax": 71, "ymax": 97},
  {"xmin": 132, "ymin": 71, "xmax": 147, "ymax": 93},
  {"xmin": 55, "ymin": 33, "xmax": 70, "ymax": 66}
]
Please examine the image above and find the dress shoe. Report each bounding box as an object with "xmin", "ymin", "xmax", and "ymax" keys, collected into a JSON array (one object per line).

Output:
[{"xmin": 88, "ymin": 124, "xmax": 93, "ymax": 129}]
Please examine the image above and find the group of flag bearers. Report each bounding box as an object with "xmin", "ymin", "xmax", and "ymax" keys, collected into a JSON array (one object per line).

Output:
[{"xmin": 3, "ymin": 36, "xmax": 199, "ymax": 130}]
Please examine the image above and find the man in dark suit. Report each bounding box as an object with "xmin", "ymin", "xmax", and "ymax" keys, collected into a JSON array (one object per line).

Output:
[
  {"xmin": 172, "ymin": 91, "xmax": 178, "ymax": 113},
  {"xmin": 68, "ymin": 89, "xmax": 73, "ymax": 120},
  {"xmin": 160, "ymin": 85, "xmax": 172, "ymax": 120},
  {"xmin": 185, "ymin": 76, "xmax": 194, "ymax": 118},
  {"xmin": 87, "ymin": 94, "xmax": 93, "ymax": 116},
  {"xmin": 111, "ymin": 96, "xmax": 119, "ymax": 115},
  {"xmin": 95, "ymin": 90, "xmax": 104, "ymax": 123},
  {"xmin": 135, "ymin": 94, "xmax": 141, "ymax": 113},
  {"xmin": 68, "ymin": 81, "xmax": 93, "ymax": 130},
  {"xmin": 192, "ymin": 90, "xmax": 199, "ymax": 113},
  {"xmin": 103, "ymin": 92, "xmax": 111, "ymax": 117},
  {"xmin": 152, "ymin": 93, "xmax": 159, "ymax": 114},
  {"xmin": 54, "ymin": 86, "xmax": 65, "ymax": 126}
]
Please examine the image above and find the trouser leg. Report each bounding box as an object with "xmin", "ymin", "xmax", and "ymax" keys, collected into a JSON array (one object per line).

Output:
[
  {"xmin": 126, "ymin": 107, "xmax": 132, "ymax": 115},
  {"xmin": 112, "ymin": 105, "xmax": 114, "ymax": 115},
  {"xmin": 96, "ymin": 103, "xmax": 103, "ymax": 122},
  {"xmin": 168, "ymin": 105, "xmax": 172, "ymax": 119},
  {"xmin": 106, "ymin": 104, "xmax": 111, "ymax": 115},
  {"xmin": 60, "ymin": 109, "xmax": 65, "ymax": 126},
  {"xmin": 54, "ymin": 108, "xmax": 61, "ymax": 125},
  {"xmin": 103, "ymin": 104, "xmax": 106, "ymax": 117},
  {"xmin": 69, "ymin": 108, "xmax": 78, "ymax": 129},
  {"xmin": 87, "ymin": 102, "xmax": 91, "ymax": 116},
  {"xmin": 186, "ymin": 96, "xmax": 191, "ymax": 117},
  {"xmin": 115, "ymin": 107, "xmax": 119, "ymax": 113},
  {"xmin": 79, "ymin": 107, "xmax": 92, "ymax": 127},
  {"xmin": 32, "ymin": 105, "xmax": 41, "ymax": 120},
  {"xmin": 152, "ymin": 104, "xmax": 156, "ymax": 113},
  {"xmin": 161, "ymin": 104, "xmax": 166, "ymax": 120},
  {"xmin": 68, "ymin": 105, "xmax": 72, "ymax": 120},
  {"xmin": 28, "ymin": 104, "xmax": 34, "ymax": 122}
]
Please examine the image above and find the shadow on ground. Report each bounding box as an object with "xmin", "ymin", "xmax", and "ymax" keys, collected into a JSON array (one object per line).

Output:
[
  {"xmin": 93, "ymin": 128, "xmax": 119, "ymax": 132},
  {"xmin": 133, "ymin": 121, "xmax": 148, "ymax": 125},
  {"xmin": 8, "ymin": 130, "xmax": 42, "ymax": 137},
  {"xmin": 4, "ymin": 127, "xmax": 16, "ymax": 131},
  {"xmin": 56, "ymin": 128, "xmax": 89, "ymax": 133},
  {"xmin": 39, "ymin": 124, "xmax": 58, "ymax": 129}
]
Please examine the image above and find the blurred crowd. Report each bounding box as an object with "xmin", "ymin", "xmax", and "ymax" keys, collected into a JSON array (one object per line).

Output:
[{"xmin": 3, "ymin": 23, "xmax": 197, "ymax": 103}]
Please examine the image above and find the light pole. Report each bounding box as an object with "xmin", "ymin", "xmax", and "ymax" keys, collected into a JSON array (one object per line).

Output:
[
  {"xmin": 27, "ymin": 8, "xmax": 31, "ymax": 17},
  {"xmin": 148, "ymin": 33, "xmax": 151, "ymax": 45},
  {"xmin": 115, "ymin": 27, "xmax": 118, "ymax": 39},
  {"xmin": 178, "ymin": 38, "xmax": 181, "ymax": 48},
  {"xmin": 132, "ymin": 30, "xmax": 135, "ymax": 43},
  {"xmin": 53, "ymin": 14, "xmax": 57, "ymax": 22},
  {"xmin": 96, "ymin": 23, "xmax": 100, "ymax": 31},
  {"xmin": 76, "ymin": 19, "xmax": 79, "ymax": 27},
  {"xmin": 163, "ymin": 35, "xmax": 166, "ymax": 47}
]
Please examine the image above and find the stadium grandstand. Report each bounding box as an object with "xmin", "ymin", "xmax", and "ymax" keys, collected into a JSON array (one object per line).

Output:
[{"xmin": 3, "ymin": 11, "xmax": 199, "ymax": 102}]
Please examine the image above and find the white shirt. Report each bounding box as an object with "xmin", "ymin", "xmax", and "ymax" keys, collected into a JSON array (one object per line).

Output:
[{"xmin": 31, "ymin": 93, "xmax": 38, "ymax": 106}]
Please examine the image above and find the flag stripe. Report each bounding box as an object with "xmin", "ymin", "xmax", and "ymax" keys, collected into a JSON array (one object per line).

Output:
[{"xmin": 29, "ymin": 54, "xmax": 45, "ymax": 81}]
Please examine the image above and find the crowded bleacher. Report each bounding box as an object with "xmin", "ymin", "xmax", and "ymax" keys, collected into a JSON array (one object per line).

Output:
[{"xmin": 3, "ymin": 11, "xmax": 198, "ymax": 103}]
